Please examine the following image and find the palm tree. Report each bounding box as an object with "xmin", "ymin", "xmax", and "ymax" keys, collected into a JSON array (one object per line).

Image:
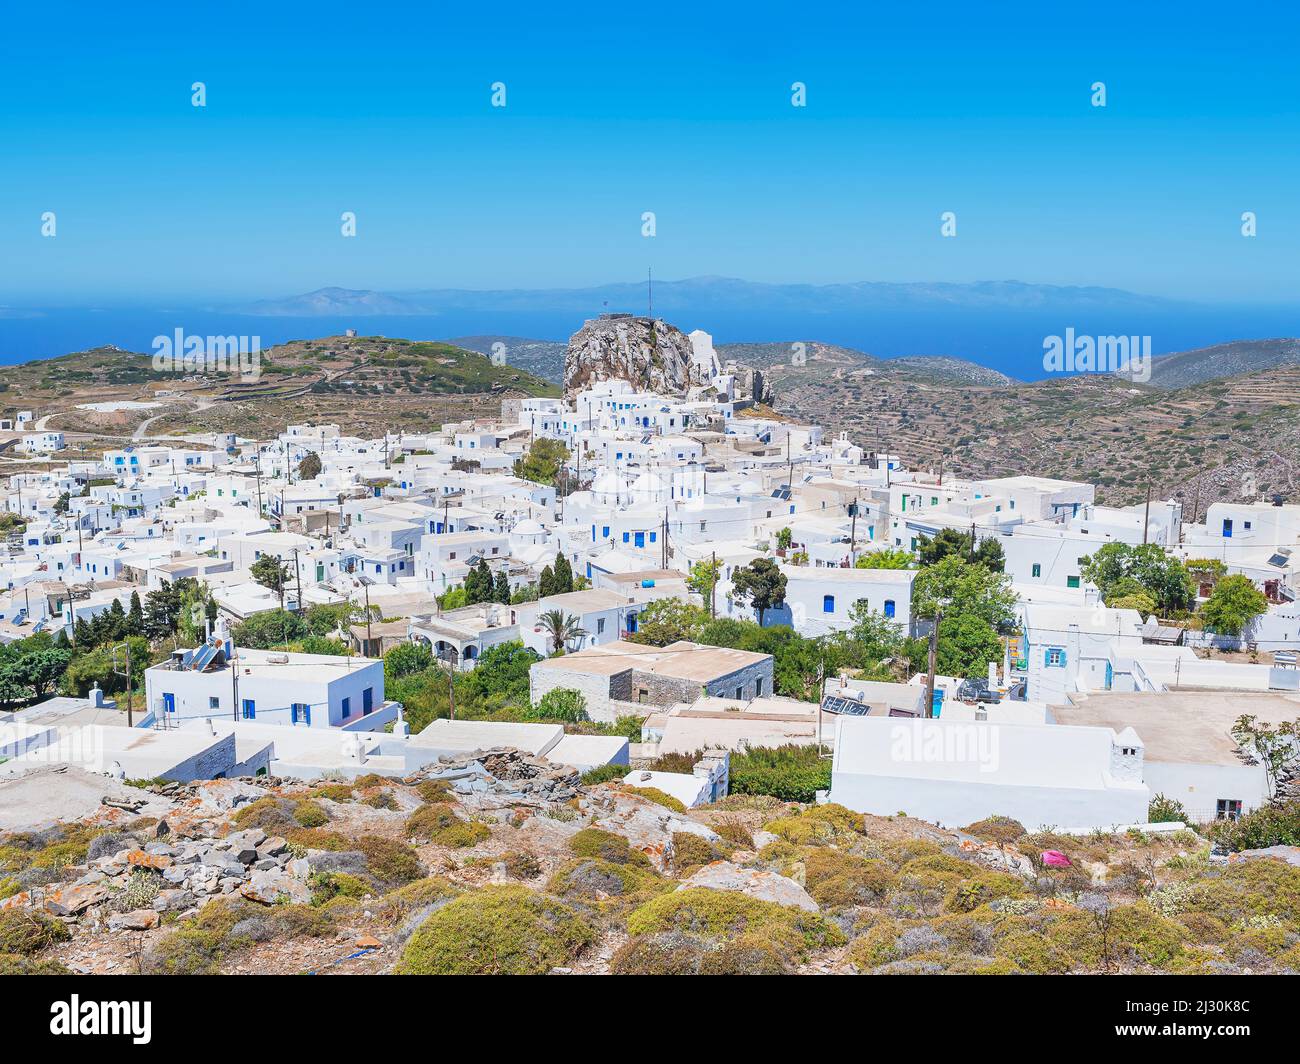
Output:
[{"xmin": 539, "ymin": 610, "xmax": 586, "ymax": 655}]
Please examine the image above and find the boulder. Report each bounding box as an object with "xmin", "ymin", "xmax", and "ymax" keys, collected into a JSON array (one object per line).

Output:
[
  {"xmin": 678, "ymin": 861, "xmax": 820, "ymax": 912},
  {"xmin": 108, "ymin": 908, "xmax": 161, "ymax": 931}
]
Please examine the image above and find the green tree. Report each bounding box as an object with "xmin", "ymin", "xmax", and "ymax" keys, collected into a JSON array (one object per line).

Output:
[
  {"xmin": 464, "ymin": 559, "xmax": 493, "ymax": 605},
  {"xmin": 627, "ymin": 598, "xmax": 707, "ymax": 647},
  {"xmin": 775, "ymin": 527, "xmax": 793, "ymax": 550},
  {"xmin": 525, "ymin": 687, "xmax": 589, "ymax": 723},
  {"xmin": 916, "ymin": 528, "xmax": 1004, "ymax": 571},
  {"xmin": 538, "ymin": 565, "xmax": 556, "ymax": 599},
  {"xmin": 1200, "ymin": 575, "xmax": 1268, "ymax": 637},
  {"xmin": 385, "ymin": 641, "xmax": 433, "ymax": 681},
  {"xmin": 232, "ymin": 609, "xmax": 308, "ymax": 649},
  {"xmin": 912, "ymin": 555, "xmax": 1017, "ymax": 629},
  {"xmin": 1080, "ymin": 543, "xmax": 1195, "ymax": 614},
  {"xmin": 551, "ymin": 553, "xmax": 574, "ymax": 595},
  {"xmin": 730, "ymin": 558, "xmax": 787, "ymax": 627},
  {"xmin": 687, "ymin": 557, "xmax": 723, "ymax": 614},
  {"xmin": 513, "ymin": 438, "xmax": 569, "ymax": 487},
  {"xmin": 538, "ymin": 610, "xmax": 586, "ymax": 655},
  {"xmin": 855, "ymin": 547, "xmax": 914, "ymax": 569},
  {"xmin": 126, "ymin": 591, "xmax": 145, "ymax": 637},
  {"xmin": 493, "ymin": 570, "xmax": 511, "ymax": 605},
  {"xmin": 251, "ymin": 553, "xmax": 292, "ymax": 610}
]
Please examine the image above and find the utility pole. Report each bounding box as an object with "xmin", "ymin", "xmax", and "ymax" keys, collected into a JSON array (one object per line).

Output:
[
  {"xmin": 1142, "ymin": 482, "xmax": 1152, "ymax": 545},
  {"xmin": 849, "ymin": 497, "xmax": 858, "ymax": 567},
  {"xmin": 254, "ymin": 452, "xmax": 264, "ymax": 518},
  {"xmin": 292, "ymin": 548, "xmax": 302, "ymax": 614},
  {"xmin": 112, "ymin": 641, "xmax": 134, "ymax": 727},
  {"xmin": 924, "ymin": 607, "xmax": 943, "ymax": 720},
  {"xmin": 710, "ymin": 550, "xmax": 718, "ymax": 619},
  {"xmin": 230, "ymin": 634, "xmax": 240, "ymax": 722},
  {"xmin": 661, "ymin": 508, "xmax": 668, "ymax": 569}
]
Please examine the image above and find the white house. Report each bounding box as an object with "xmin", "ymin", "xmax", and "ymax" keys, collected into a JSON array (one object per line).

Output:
[{"xmin": 829, "ymin": 713, "xmax": 1150, "ymax": 831}]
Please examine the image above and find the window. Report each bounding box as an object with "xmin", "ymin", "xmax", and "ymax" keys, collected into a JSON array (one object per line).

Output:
[
  {"xmin": 208, "ymin": 696, "xmax": 220, "ymax": 710},
  {"xmin": 1067, "ymin": 576, "xmax": 1081, "ymax": 589},
  {"xmin": 1045, "ymin": 648, "xmax": 1066, "ymax": 667},
  {"xmin": 1216, "ymin": 799, "xmax": 1242, "ymax": 820},
  {"xmin": 596, "ymin": 618, "xmax": 606, "ymax": 635},
  {"xmin": 1031, "ymin": 563, "xmax": 1042, "ymax": 578},
  {"xmin": 755, "ymin": 677, "xmax": 764, "ymax": 696},
  {"xmin": 823, "ymin": 594, "xmax": 835, "ymax": 613},
  {"xmin": 341, "ymin": 696, "xmax": 351, "ymax": 718},
  {"xmin": 291, "ymin": 702, "xmax": 310, "ymax": 725}
]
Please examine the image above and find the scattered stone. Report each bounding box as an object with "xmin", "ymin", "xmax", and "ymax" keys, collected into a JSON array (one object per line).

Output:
[{"xmin": 108, "ymin": 909, "xmax": 160, "ymax": 931}]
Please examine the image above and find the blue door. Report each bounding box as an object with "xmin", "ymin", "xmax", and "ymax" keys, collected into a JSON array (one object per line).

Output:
[
  {"xmin": 634, "ymin": 531, "xmax": 645, "ymax": 548},
  {"xmin": 162, "ymin": 692, "xmax": 175, "ymax": 715},
  {"xmin": 363, "ymin": 687, "xmax": 374, "ymax": 714},
  {"xmin": 241, "ymin": 699, "xmax": 255, "ymax": 720},
  {"xmin": 931, "ymin": 688, "xmax": 944, "ymax": 717},
  {"xmin": 1222, "ymin": 518, "xmax": 1233, "ymax": 538}
]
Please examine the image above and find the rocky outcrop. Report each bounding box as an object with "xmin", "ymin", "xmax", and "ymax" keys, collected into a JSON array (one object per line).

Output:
[{"xmin": 563, "ymin": 315, "xmax": 694, "ymax": 398}]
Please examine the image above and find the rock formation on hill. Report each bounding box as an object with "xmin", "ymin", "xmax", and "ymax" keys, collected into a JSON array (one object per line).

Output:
[{"xmin": 563, "ymin": 315, "xmax": 695, "ymax": 397}]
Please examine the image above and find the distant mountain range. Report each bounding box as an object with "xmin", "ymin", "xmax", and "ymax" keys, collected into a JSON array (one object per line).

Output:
[
  {"xmin": 237, "ymin": 278, "xmax": 1177, "ymax": 318},
  {"xmin": 231, "ymin": 277, "xmax": 1298, "ymax": 383}
]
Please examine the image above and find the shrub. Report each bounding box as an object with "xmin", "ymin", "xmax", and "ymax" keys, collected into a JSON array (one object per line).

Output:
[
  {"xmin": 763, "ymin": 803, "xmax": 862, "ymax": 846},
  {"xmin": 414, "ymin": 779, "xmax": 453, "ymax": 802},
  {"xmin": 672, "ymin": 832, "xmax": 722, "ymax": 872},
  {"xmin": 380, "ymin": 877, "xmax": 458, "ymax": 919},
  {"xmin": 397, "ymin": 886, "xmax": 596, "ymax": 975},
  {"xmin": 1148, "ymin": 794, "xmax": 1188, "ymax": 824},
  {"xmin": 961, "ymin": 816, "xmax": 1027, "ymax": 846},
  {"xmin": 293, "ymin": 800, "xmax": 330, "ymax": 828},
  {"xmin": 363, "ymin": 792, "xmax": 399, "ymax": 810},
  {"xmin": 627, "ymin": 887, "xmax": 844, "ymax": 965},
  {"xmin": 729, "ymin": 744, "xmax": 831, "ymax": 803},
  {"xmin": 799, "ymin": 849, "xmax": 897, "ymax": 909},
  {"xmin": 0, "ymin": 953, "xmax": 70, "ymax": 975},
  {"xmin": 622, "ymin": 787, "xmax": 687, "ymax": 814},
  {"xmin": 1208, "ymin": 800, "xmax": 1300, "ymax": 851},
  {"xmin": 568, "ymin": 828, "xmax": 648, "ymax": 866},
  {"xmin": 273, "ymin": 904, "xmax": 336, "ymax": 938},
  {"xmin": 525, "ymin": 688, "xmax": 589, "ymax": 723},
  {"xmin": 0, "ymin": 909, "xmax": 71, "ymax": 955},
  {"xmin": 712, "ymin": 818, "xmax": 755, "ymax": 850},
  {"xmin": 610, "ymin": 933, "xmax": 710, "ymax": 975},
  {"xmin": 232, "ymin": 797, "xmax": 295, "ymax": 832},
  {"xmin": 404, "ymin": 804, "xmax": 490, "ymax": 849},
  {"xmin": 309, "ymin": 872, "xmax": 372, "ymax": 906},
  {"xmin": 580, "ymin": 764, "xmax": 627, "ymax": 786},
  {"xmin": 501, "ymin": 850, "xmax": 542, "ymax": 879},
  {"xmin": 547, "ymin": 858, "xmax": 669, "ymax": 906},
  {"xmin": 355, "ymin": 836, "xmax": 423, "ymax": 885},
  {"xmin": 313, "ymin": 783, "xmax": 355, "ymax": 803}
]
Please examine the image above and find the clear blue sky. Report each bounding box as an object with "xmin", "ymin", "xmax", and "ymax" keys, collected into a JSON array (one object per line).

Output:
[{"xmin": 2, "ymin": 0, "xmax": 1297, "ymax": 304}]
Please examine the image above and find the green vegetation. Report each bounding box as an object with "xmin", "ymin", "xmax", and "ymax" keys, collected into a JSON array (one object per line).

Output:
[
  {"xmin": 1200, "ymin": 574, "xmax": 1269, "ymax": 636},
  {"xmin": 397, "ymin": 885, "xmax": 595, "ymax": 975}
]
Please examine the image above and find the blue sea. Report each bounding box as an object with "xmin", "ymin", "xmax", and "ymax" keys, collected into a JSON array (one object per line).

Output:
[{"xmin": 2, "ymin": 303, "xmax": 1297, "ymax": 382}]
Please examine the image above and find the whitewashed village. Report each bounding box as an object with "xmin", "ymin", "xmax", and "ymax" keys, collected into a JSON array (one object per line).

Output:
[{"xmin": 1, "ymin": 315, "xmax": 1297, "ymax": 977}]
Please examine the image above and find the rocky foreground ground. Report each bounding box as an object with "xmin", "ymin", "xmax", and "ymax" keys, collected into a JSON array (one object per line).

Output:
[{"xmin": 1, "ymin": 751, "xmax": 1297, "ymax": 975}]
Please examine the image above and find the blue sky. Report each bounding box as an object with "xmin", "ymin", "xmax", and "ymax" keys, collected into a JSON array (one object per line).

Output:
[{"xmin": 2, "ymin": 1, "xmax": 1298, "ymax": 304}]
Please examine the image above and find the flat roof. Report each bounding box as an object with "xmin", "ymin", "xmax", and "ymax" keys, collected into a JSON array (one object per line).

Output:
[
  {"xmin": 1052, "ymin": 690, "xmax": 1300, "ymax": 765},
  {"xmin": 533, "ymin": 639, "xmax": 769, "ymax": 682}
]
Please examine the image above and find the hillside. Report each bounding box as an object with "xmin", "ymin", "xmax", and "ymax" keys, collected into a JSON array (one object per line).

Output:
[
  {"xmin": 5, "ymin": 761, "xmax": 1296, "ymax": 977},
  {"xmin": 1142, "ymin": 338, "xmax": 1300, "ymax": 390},
  {"xmin": 449, "ymin": 335, "xmax": 567, "ymax": 384},
  {"xmin": 768, "ymin": 359, "xmax": 1300, "ymax": 507},
  {"xmin": 0, "ymin": 336, "xmax": 558, "ymax": 442}
]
